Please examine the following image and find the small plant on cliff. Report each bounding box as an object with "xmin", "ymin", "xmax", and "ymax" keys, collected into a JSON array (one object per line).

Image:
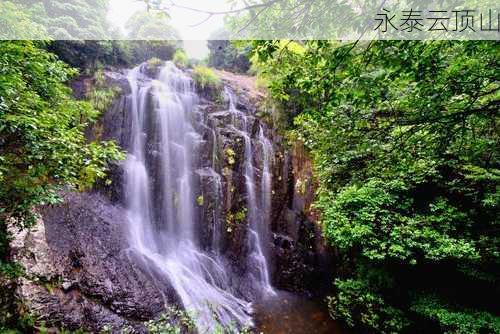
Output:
[
  {"xmin": 144, "ymin": 306, "xmax": 195, "ymax": 334},
  {"xmin": 173, "ymin": 49, "xmax": 189, "ymax": 68},
  {"xmin": 234, "ymin": 208, "xmax": 247, "ymax": 223},
  {"xmin": 145, "ymin": 57, "xmax": 165, "ymax": 77},
  {"xmin": 225, "ymin": 207, "xmax": 247, "ymax": 233},
  {"xmin": 85, "ymin": 70, "xmax": 122, "ymax": 114},
  {"xmin": 192, "ymin": 66, "xmax": 221, "ymax": 90},
  {"xmin": 225, "ymin": 147, "xmax": 236, "ymax": 165},
  {"xmin": 147, "ymin": 57, "xmax": 164, "ymax": 69}
]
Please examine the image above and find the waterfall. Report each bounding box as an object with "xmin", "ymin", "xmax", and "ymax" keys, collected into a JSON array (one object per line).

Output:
[
  {"xmin": 225, "ymin": 88, "xmax": 277, "ymax": 297},
  {"xmin": 124, "ymin": 62, "xmax": 253, "ymax": 332}
]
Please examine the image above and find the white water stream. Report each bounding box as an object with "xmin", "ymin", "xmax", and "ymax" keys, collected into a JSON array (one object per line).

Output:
[
  {"xmin": 124, "ymin": 62, "xmax": 275, "ymax": 332},
  {"xmin": 224, "ymin": 89, "xmax": 277, "ymax": 297}
]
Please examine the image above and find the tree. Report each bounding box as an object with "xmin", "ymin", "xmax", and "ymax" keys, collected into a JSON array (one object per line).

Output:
[
  {"xmin": 0, "ymin": 41, "xmax": 124, "ymax": 270},
  {"xmin": 5, "ymin": 0, "xmax": 112, "ymax": 39},
  {"xmin": 0, "ymin": 1, "xmax": 48, "ymax": 39},
  {"xmin": 207, "ymin": 30, "xmax": 251, "ymax": 73},
  {"xmin": 126, "ymin": 10, "xmax": 179, "ymax": 40},
  {"xmin": 253, "ymin": 40, "xmax": 499, "ymax": 333},
  {"xmin": 126, "ymin": 40, "xmax": 181, "ymax": 65},
  {"xmin": 47, "ymin": 41, "xmax": 132, "ymax": 75}
]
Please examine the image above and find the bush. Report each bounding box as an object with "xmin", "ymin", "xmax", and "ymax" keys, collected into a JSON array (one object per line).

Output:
[
  {"xmin": 192, "ymin": 66, "xmax": 221, "ymax": 90},
  {"xmin": 147, "ymin": 57, "xmax": 164, "ymax": 68},
  {"xmin": 411, "ymin": 295, "xmax": 500, "ymax": 334},
  {"xmin": 173, "ymin": 49, "xmax": 189, "ymax": 68},
  {"xmin": 47, "ymin": 41, "xmax": 180, "ymax": 74},
  {"xmin": 144, "ymin": 306, "xmax": 195, "ymax": 334},
  {"xmin": 328, "ymin": 278, "xmax": 409, "ymax": 333},
  {"xmin": 144, "ymin": 57, "xmax": 165, "ymax": 77}
]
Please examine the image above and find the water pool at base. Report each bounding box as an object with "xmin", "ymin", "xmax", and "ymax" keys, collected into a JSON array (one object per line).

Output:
[{"xmin": 254, "ymin": 291, "xmax": 351, "ymax": 334}]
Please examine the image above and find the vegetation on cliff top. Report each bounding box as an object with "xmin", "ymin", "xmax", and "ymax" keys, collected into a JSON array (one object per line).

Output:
[{"xmin": 192, "ymin": 66, "xmax": 222, "ymax": 90}]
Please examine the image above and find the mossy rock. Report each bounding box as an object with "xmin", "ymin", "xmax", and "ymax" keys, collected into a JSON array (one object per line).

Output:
[{"xmin": 144, "ymin": 58, "xmax": 165, "ymax": 77}]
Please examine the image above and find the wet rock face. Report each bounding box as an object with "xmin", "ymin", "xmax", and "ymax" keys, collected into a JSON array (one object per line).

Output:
[
  {"xmin": 269, "ymin": 139, "xmax": 334, "ymax": 296},
  {"xmin": 12, "ymin": 192, "xmax": 179, "ymax": 333},
  {"xmin": 192, "ymin": 73, "xmax": 333, "ymax": 297},
  {"xmin": 94, "ymin": 69, "xmax": 332, "ymax": 296}
]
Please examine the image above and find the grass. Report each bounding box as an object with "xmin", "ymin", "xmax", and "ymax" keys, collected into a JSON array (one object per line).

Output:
[
  {"xmin": 192, "ymin": 66, "xmax": 221, "ymax": 90},
  {"xmin": 173, "ymin": 49, "xmax": 188, "ymax": 68}
]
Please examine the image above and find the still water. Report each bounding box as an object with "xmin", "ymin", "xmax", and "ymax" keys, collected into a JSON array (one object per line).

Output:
[{"xmin": 255, "ymin": 291, "xmax": 350, "ymax": 334}]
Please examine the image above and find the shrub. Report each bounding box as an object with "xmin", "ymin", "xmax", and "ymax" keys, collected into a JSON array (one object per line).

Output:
[
  {"xmin": 411, "ymin": 295, "xmax": 500, "ymax": 334},
  {"xmin": 328, "ymin": 278, "xmax": 409, "ymax": 333},
  {"xmin": 144, "ymin": 306, "xmax": 195, "ymax": 334},
  {"xmin": 192, "ymin": 66, "xmax": 221, "ymax": 90},
  {"xmin": 144, "ymin": 57, "xmax": 165, "ymax": 77},
  {"xmin": 173, "ymin": 49, "xmax": 188, "ymax": 68}
]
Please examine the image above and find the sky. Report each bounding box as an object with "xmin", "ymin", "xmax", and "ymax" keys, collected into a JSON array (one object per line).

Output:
[{"xmin": 107, "ymin": 0, "xmax": 229, "ymax": 59}]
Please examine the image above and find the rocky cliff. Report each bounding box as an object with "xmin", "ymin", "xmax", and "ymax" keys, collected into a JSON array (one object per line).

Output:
[{"xmin": 10, "ymin": 65, "xmax": 332, "ymax": 332}]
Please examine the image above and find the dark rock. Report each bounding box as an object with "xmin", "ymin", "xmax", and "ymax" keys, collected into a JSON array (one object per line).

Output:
[
  {"xmin": 104, "ymin": 70, "xmax": 132, "ymax": 96},
  {"xmin": 11, "ymin": 192, "xmax": 180, "ymax": 332}
]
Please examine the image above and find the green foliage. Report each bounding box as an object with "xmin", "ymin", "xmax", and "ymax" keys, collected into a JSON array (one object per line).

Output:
[
  {"xmin": 253, "ymin": 40, "xmax": 500, "ymax": 332},
  {"xmin": 319, "ymin": 180, "xmax": 479, "ymax": 262},
  {"xmin": 0, "ymin": 2, "xmax": 181, "ymax": 73},
  {"xmin": 147, "ymin": 57, "xmax": 164, "ymax": 68},
  {"xmin": 328, "ymin": 278, "xmax": 408, "ymax": 333},
  {"xmin": 126, "ymin": 10, "xmax": 179, "ymax": 40},
  {"xmin": 192, "ymin": 66, "xmax": 222, "ymax": 90},
  {"xmin": 35, "ymin": 0, "xmax": 110, "ymax": 39},
  {"xmin": 207, "ymin": 31, "xmax": 251, "ymax": 73},
  {"xmin": 130, "ymin": 41, "xmax": 180, "ymax": 64},
  {"xmin": 173, "ymin": 49, "xmax": 189, "ymax": 68},
  {"xmin": 234, "ymin": 208, "xmax": 247, "ymax": 224},
  {"xmin": 0, "ymin": 262, "xmax": 23, "ymax": 280},
  {"xmin": 0, "ymin": 41, "xmax": 124, "ymax": 262},
  {"xmin": 1, "ymin": 0, "xmax": 110, "ymax": 39},
  {"xmin": 0, "ymin": 1, "xmax": 48, "ymax": 39},
  {"xmin": 146, "ymin": 57, "xmax": 165, "ymax": 74},
  {"xmin": 47, "ymin": 41, "xmax": 180, "ymax": 75},
  {"xmin": 47, "ymin": 41, "xmax": 132, "ymax": 75},
  {"xmin": 86, "ymin": 70, "xmax": 122, "ymax": 114},
  {"xmin": 144, "ymin": 306, "xmax": 195, "ymax": 334},
  {"xmin": 224, "ymin": 0, "xmax": 356, "ymax": 39},
  {"xmin": 412, "ymin": 295, "xmax": 500, "ymax": 334}
]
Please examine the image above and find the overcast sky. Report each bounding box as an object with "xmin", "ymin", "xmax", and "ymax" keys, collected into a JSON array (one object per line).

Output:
[{"xmin": 107, "ymin": 0, "xmax": 229, "ymax": 59}]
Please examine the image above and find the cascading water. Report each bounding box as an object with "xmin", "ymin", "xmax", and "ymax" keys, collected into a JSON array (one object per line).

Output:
[
  {"xmin": 224, "ymin": 89, "xmax": 277, "ymax": 297},
  {"xmin": 124, "ymin": 62, "xmax": 253, "ymax": 331}
]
